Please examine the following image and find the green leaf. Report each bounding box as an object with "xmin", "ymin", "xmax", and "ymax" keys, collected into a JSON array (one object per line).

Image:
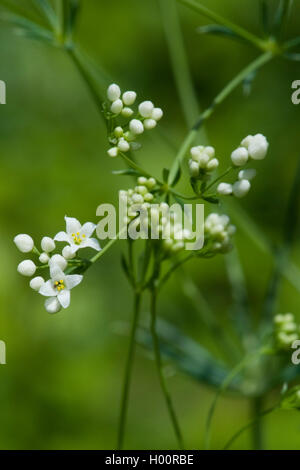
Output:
[
  {"xmin": 203, "ymin": 195, "xmax": 219, "ymax": 204},
  {"xmin": 112, "ymin": 169, "xmax": 141, "ymax": 176},
  {"xmin": 259, "ymin": 0, "xmax": 269, "ymax": 33},
  {"xmin": 162, "ymin": 167, "xmax": 170, "ymax": 183},
  {"xmin": 284, "ymin": 52, "xmax": 300, "ymax": 62},
  {"xmin": 273, "ymin": 0, "xmax": 293, "ymax": 37},
  {"xmin": 0, "ymin": 10, "xmax": 54, "ymax": 43},
  {"xmin": 197, "ymin": 24, "xmax": 246, "ymax": 43},
  {"xmin": 171, "ymin": 165, "xmax": 181, "ymax": 187},
  {"xmin": 32, "ymin": 0, "xmax": 58, "ymax": 30}
]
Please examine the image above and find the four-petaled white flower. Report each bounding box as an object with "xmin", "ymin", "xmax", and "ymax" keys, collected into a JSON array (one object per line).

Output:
[
  {"xmin": 54, "ymin": 216, "xmax": 101, "ymax": 254},
  {"xmin": 39, "ymin": 264, "xmax": 83, "ymax": 309}
]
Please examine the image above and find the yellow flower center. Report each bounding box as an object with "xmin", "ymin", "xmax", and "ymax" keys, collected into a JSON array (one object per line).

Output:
[
  {"xmin": 71, "ymin": 232, "xmax": 86, "ymax": 245},
  {"xmin": 54, "ymin": 279, "xmax": 65, "ymax": 292}
]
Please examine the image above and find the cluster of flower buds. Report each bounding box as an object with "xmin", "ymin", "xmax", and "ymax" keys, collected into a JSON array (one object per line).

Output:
[
  {"xmin": 217, "ymin": 133, "xmax": 268, "ymax": 198},
  {"xmin": 106, "ymin": 83, "xmax": 163, "ymax": 158},
  {"xmin": 119, "ymin": 176, "xmax": 157, "ymax": 225},
  {"xmin": 204, "ymin": 213, "xmax": 236, "ymax": 253},
  {"xmin": 274, "ymin": 313, "xmax": 300, "ymax": 350},
  {"xmin": 14, "ymin": 217, "xmax": 101, "ymax": 314},
  {"xmin": 188, "ymin": 145, "xmax": 219, "ymax": 178}
]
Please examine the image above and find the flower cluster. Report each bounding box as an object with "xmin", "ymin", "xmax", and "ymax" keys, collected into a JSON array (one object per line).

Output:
[
  {"xmin": 274, "ymin": 313, "xmax": 300, "ymax": 350},
  {"xmin": 14, "ymin": 217, "xmax": 101, "ymax": 313},
  {"xmin": 120, "ymin": 176, "xmax": 157, "ymax": 224},
  {"xmin": 106, "ymin": 83, "xmax": 163, "ymax": 158},
  {"xmin": 188, "ymin": 145, "xmax": 219, "ymax": 179},
  {"xmin": 204, "ymin": 213, "xmax": 236, "ymax": 253},
  {"xmin": 217, "ymin": 133, "xmax": 269, "ymax": 198}
]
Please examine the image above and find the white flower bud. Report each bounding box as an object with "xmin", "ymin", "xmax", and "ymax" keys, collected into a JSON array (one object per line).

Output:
[
  {"xmin": 107, "ymin": 83, "xmax": 121, "ymax": 101},
  {"xmin": 107, "ymin": 147, "xmax": 119, "ymax": 158},
  {"xmin": 248, "ymin": 134, "xmax": 269, "ymax": 160},
  {"xmin": 217, "ymin": 183, "xmax": 233, "ymax": 195},
  {"xmin": 231, "ymin": 147, "xmax": 249, "ymax": 166},
  {"xmin": 110, "ymin": 99, "xmax": 123, "ymax": 114},
  {"xmin": 14, "ymin": 234, "xmax": 34, "ymax": 253},
  {"xmin": 241, "ymin": 135, "xmax": 253, "ymax": 148},
  {"xmin": 39, "ymin": 252, "xmax": 50, "ymax": 264},
  {"xmin": 144, "ymin": 193, "xmax": 154, "ymax": 202},
  {"xmin": 121, "ymin": 107, "xmax": 134, "ymax": 118},
  {"xmin": 205, "ymin": 146, "xmax": 215, "ymax": 158},
  {"xmin": 144, "ymin": 118, "xmax": 157, "ymax": 130},
  {"xmin": 129, "ymin": 119, "xmax": 144, "ymax": 135},
  {"xmin": 138, "ymin": 100, "xmax": 154, "ymax": 118},
  {"xmin": 138, "ymin": 177, "xmax": 147, "ymax": 185},
  {"xmin": 151, "ymin": 107, "xmax": 163, "ymax": 121},
  {"xmin": 62, "ymin": 245, "xmax": 76, "ymax": 260},
  {"xmin": 118, "ymin": 139, "xmax": 130, "ymax": 152},
  {"xmin": 44, "ymin": 297, "xmax": 61, "ymax": 314},
  {"xmin": 30, "ymin": 276, "xmax": 45, "ymax": 291},
  {"xmin": 189, "ymin": 160, "xmax": 199, "ymax": 177},
  {"xmin": 238, "ymin": 169, "xmax": 256, "ymax": 181},
  {"xmin": 206, "ymin": 158, "xmax": 219, "ymax": 171},
  {"xmin": 114, "ymin": 126, "xmax": 123, "ymax": 138},
  {"xmin": 41, "ymin": 236, "xmax": 55, "ymax": 253},
  {"xmin": 122, "ymin": 91, "xmax": 136, "ymax": 106},
  {"xmin": 146, "ymin": 177, "xmax": 156, "ymax": 188},
  {"xmin": 232, "ymin": 179, "xmax": 251, "ymax": 198},
  {"xmin": 49, "ymin": 254, "xmax": 67, "ymax": 271},
  {"xmin": 190, "ymin": 146, "xmax": 201, "ymax": 160},
  {"xmin": 17, "ymin": 260, "xmax": 36, "ymax": 277}
]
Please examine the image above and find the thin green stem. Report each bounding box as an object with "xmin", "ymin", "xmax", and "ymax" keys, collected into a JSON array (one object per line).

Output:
[
  {"xmin": 168, "ymin": 51, "xmax": 273, "ymax": 186},
  {"xmin": 90, "ymin": 229, "xmax": 125, "ymax": 264},
  {"xmin": 119, "ymin": 152, "xmax": 163, "ymax": 184},
  {"xmin": 223, "ymin": 405, "xmax": 277, "ymax": 450},
  {"xmin": 251, "ymin": 396, "xmax": 264, "ymax": 450},
  {"xmin": 204, "ymin": 166, "xmax": 234, "ymax": 193},
  {"xmin": 150, "ymin": 288, "xmax": 185, "ymax": 449},
  {"xmin": 117, "ymin": 292, "xmax": 142, "ymax": 449},
  {"xmin": 177, "ymin": 0, "xmax": 267, "ymax": 51}
]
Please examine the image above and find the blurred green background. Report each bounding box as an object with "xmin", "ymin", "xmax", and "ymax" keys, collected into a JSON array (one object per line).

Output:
[{"xmin": 1, "ymin": 0, "xmax": 300, "ymax": 450}]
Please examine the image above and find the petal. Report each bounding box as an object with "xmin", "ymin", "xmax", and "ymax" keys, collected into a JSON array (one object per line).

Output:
[
  {"xmin": 65, "ymin": 274, "xmax": 83, "ymax": 290},
  {"xmin": 50, "ymin": 264, "xmax": 65, "ymax": 282},
  {"xmin": 57, "ymin": 289, "xmax": 70, "ymax": 308},
  {"xmin": 39, "ymin": 280, "xmax": 56, "ymax": 297},
  {"xmin": 65, "ymin": 216, "xmax": 81, "ymax": 235},
  {"xmin": 54, "ymin": 231, "xmax": 70, "ymax": 243},
  {"xmin": 81, "ymin": 237, "xmax": 101, "ymax": 251},
  {"xmin": 80, "ymin": 222, "xmax": 96, "ymax": 238}
]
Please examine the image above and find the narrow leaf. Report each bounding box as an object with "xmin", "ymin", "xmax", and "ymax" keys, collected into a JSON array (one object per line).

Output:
[
  {"xmin": 197, "ymin": 24, "xmax": 245, "ymax": 43},
  {"xmin": 260, "ymin": 0, "xmax": 269, "ymax": 33}
]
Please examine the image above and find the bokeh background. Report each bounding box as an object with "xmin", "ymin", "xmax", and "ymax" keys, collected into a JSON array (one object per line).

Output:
[{"xmin": 0, "ymin": 0, "xmax": 300, "ymax": 449}]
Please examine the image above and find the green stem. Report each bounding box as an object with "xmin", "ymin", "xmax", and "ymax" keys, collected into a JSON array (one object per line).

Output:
[
  {"xmin": 150, "ymin": 288, "xmax": 184, "ymax": 449},
  {"xmin": 204, "ymin": 166, "xmax": 234, "ymax": 193},
  {"xmin": 177, "ymin": 0, "xmax": 267, "ymax": 51},
  {"xmin": 168, "ymin": 51, "xmax": 273, "ymax": 186},
  {"xmin": 90, "ymin": 229, "xmax": 125, "ymax": 264},
  {"xmin": 223, "ymin": 404, "xmax": 276, "ymax": 450},
  {"xmin": 117, "ymin": 292, "xmax": 142, "ymax": 449},
  {"xmin": 251, "ymin": 396, "xmax": 264, "ymax": 450},
  {"xmin": 119, "ymin": 152, "xmax": 163, "ymax": 185}
]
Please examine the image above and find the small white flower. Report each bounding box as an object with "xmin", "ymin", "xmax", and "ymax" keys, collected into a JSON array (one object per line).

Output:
[
  {"xmin": 54, "ymin": 216, "xmax": 101, "ymax": 254},
  {"xmin": 121, "ymin": 107, "xmax": 134, "ymax": 118},
  {"xmin": 207, "ymin": 158, "xmax": 219, "ymax": 171},
  {"xmin": 189, "ymin": 160, "xmax": 200, "ymax": 177},
  {"xmin": 118, "ymin": 139, "xmax": 130, "ymax": 152},
  {"xmin": 49, "ymin": 254, "xmax": 68, "ymax": 271},
  {"xmin": 151, "ymin": 107, "xmax": 163, "ymax": 121},
  {"xmin": 30, "ymin": 276, "xmax": 45, "ymax": 291},
  {"xmin": 111, "ymin": 99, "xmax": 123, "ymax": 114},
  {"xmin": 241, "ymin": 134, "xmax": 269, "ymax": 160},
  {"xmin": 139, "ymin": 100, "xmax": 154, "ymax": 118},
  {"xmin": 39, "ymin": 264, "xmax": 83, "ymax": 309},
  {"xmin": 62, "ymin": 246, "xmax": 76, "ymax": 260},
  {"xmin": 107, "ymin": 147, "xmax": 119, "ymax": 158},
  {"xmin": 217, "ymin": 182, "xmax": 233, "ymax": 195},
  {"xmin": 14, "ymin": 234, "xmax": 34, "ymax": 253},
  {"xmin": 107, "ymin": 83, "xmax": 121, "ymax": 101},
  {"xmin": 41, "ymin": 236, "xmax": 55, "ymax": 253},
  {"xmin": 231, "ymin": 147, "xmax": 249, "ymax": 166},
  {"xmin": 17, "ymin": 260, "xmax": 36, "ymax": 277},
  {"xmin": 238, "ymin": 169, "xmax": 256, "ymax": 181},
  {"xmin": 129, "ymin": 119, "xmax": 144, "ymax": 135},
  {"xmin": 114, "ymin": 126, "xmax": 124, "ymax": 138},
  {"xmin": 44, "ymin": 297, "xmax": 61, "ymax": 314},
  {"xmin": 39, "ymin": 252, "xmax": 50, "ymax": 264},
  {"xmin": 144, "ymin": 118, "xmax": 157, "ymax": 130},
  {"xmin": 122, "ymin": 91, "xmax": 136, "ymax": 106},
  {"xmin": 232, "ymin": 179, "xmax": 251, "ymax": 198}
]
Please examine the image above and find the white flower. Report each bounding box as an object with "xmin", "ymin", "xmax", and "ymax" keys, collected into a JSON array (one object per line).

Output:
[
  {"xmin": 241, "ymin": 134, "xmax": 269, "ymax": 160},
  {"xmin": 44, "ymin": 297, "xmax": 61, "ymax": 314},
  {"xmin": 139, "ymin": 100, "xmax": 154, "ymax": 118},
  {"xmin": 189, "ymin": 160, "xmax": 199, "ymax": 177},
  {"xmin": 107, "ymin": 83, "xmax": 121, "ymax": 101},
  {"xmin": 17, "ymin": 260, "xmax": 36, "ymax": 277},
  {"xmin": 49, "ymin": 254, "xmax": 68, "ymax": 270},
  {"xmin": 129, "ymin": 119, "xmax": 144, "ymax": 135},
  {"xmin": 217, "ymin": 182, "xmax": 233, "ymax": 195},
  {"xmin": 144, "ymin": 118, "xmax": 157, "ymax": 130},
  {"xmin": 232, "ymin": 179, "xmax": 251, "ymax": 198},
  {"xmin": 30, "ymin": 276, "xmax": 45, "ymax": 291},
  {"xmin": 107, "ymin": 147, "xmax": 119, "ymax": 157},
  {"xmin": 205, "ymin": 213, "xmax": 235, "ymax": 253},
  {"xmin": 118, "ymin": 138, "xmax": 130, "ymax": 152},
  {"xmin": 41, "ymin": 236, "xmax": 55, "ymax": 253},
  {"xmin": 39, "ymin": 252, "xmax": 50, "ymax": 264},
  {"xmin": 39, "ymin": 264, "xmax": 83, "ymax": 309},
  {"xmin": 189, "ymin": 145, "xmax": 219, "ymax": 177},
  {"xmin": 54, "ymin": 216, "xmax": 101, "ymax": 254},
  {"xmin": 122, "ymin": 91, "xmax": 136, "ymax": 106},
  {"xmin": 62, "ymin": 245, "xmax": 76, "ymax": 260},
  {"xmin": 14, "ymin": 234, "xmax": 34, "ymax": 253},
  {"xmin": 121, "ymin": 107, "xmax": 134, "ymax": 118},
  {"xmin": 231, "ymin": 147, "xmax": 249, "ymax": 166},
  {"xmin": 238, "ymin": 169, "xmax": 256, "ymax": 181},
  {"xmin": 111, "ymin": 99, "xmax": 123, "ymax": 114},
  {"xmin": 151, "ymin": 107, "xmax": 163, "ymax": 121}
]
